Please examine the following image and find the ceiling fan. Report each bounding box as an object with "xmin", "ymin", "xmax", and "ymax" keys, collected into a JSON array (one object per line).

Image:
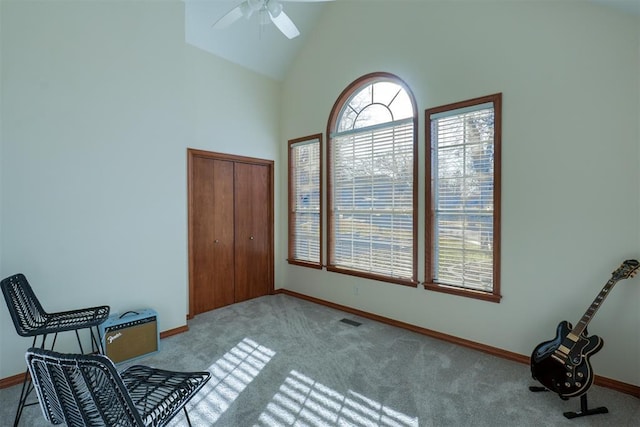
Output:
[{"xmin": 213, "ymin": 0, "xmax": 333, "ymax": 40}]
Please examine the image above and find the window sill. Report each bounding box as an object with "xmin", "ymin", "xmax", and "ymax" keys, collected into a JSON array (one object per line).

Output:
[
  {"xmin": 424, "ymin": 282, "xmax": 501, "ymax": 303},
  {"xmin": 287, "ymin": 259, "xmax": 323, "ymax": 270},
  {"xmin": 327, "ymin": 265, "xmax": 418, "ymax": 287}
]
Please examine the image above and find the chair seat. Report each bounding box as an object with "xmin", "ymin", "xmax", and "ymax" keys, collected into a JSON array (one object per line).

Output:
[
  {"xmin": 122, "ymin": 365, "xmax": 211, "ymax": 425},
  {"xmin": 1, "ymin": 273, "xmax": 110, "ymax": 337},
  {"xmin": 36, "ymin": 305, "xmax": 110, "ymax": 335}
]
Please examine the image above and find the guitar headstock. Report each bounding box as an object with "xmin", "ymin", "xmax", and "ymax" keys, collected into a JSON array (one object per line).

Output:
[{"xmin": 612, "ymin": 259, "xmax": 640, "ymax": 280}]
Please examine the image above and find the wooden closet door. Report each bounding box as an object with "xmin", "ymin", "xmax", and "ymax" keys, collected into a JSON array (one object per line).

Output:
[
  {"xmin": 234, "ymin": 162, "xmax": 273, "ymax": 302},
  {"xmin": 190, "ymin": 157, "xmax": 235, "ymax": 314}
]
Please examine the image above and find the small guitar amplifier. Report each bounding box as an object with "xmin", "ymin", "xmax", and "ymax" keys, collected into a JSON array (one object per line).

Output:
[{"xmin": 99, "ymin": 309, "xmax": 159, "ymax": 363}]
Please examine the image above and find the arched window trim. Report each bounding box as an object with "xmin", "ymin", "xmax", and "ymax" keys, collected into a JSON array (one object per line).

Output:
[{"xmin": 326, "ymin": 72, "xmax": 419, "ymax": 286}]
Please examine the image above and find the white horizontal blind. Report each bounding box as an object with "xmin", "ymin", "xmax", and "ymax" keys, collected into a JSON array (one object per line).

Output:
[
  {"xmin": 291, "ymin": 139, "xmax": 321, "ymax": 264},
  {"xmin": 331, "ymin": 119, "xmax": 414, "ymax": 279},
  {"xmin": 431, "ymin": 103, "xmax": 495, "ymax": 291}
]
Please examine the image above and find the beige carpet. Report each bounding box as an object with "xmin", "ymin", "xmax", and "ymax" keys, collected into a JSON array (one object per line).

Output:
[{"xmin": 1, "ymin": 293, "xmax": 638, "ymax": 426}]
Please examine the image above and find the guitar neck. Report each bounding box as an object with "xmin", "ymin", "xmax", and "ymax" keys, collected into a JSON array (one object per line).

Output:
[{"xmin": 572, "ymin": 277, "xmax": 618, "ymax": 337}]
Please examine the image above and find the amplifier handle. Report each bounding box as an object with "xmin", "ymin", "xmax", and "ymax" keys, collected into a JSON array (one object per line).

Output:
[{"xmin": 119, "ymin": 311, "xmax": 140, "ymax": 319}]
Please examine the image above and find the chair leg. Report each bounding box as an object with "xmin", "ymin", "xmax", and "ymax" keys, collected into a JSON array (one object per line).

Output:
[
  {"xmin": 90, "ymin": 326, "xmax": 104, "ymax": 354},
  {"xmin": 74, "ymin": 327, "xmax": 104, "ymax": 355},
  {"xmin": 13, "ymin": 369, "xmax": 33, "ymax": 427},
  {"xmin": 50, "ymin": 332, "xmax": 58, "ymax": 351},
  {"xmin": 183, "ymin": 407, "xmax": 192, "ymax": 427},
  {"xmin": 13, "ymin": 336, "xmax": 40, "ymax": 426},
  {"xmin": 74, "ymin": 329, "xmax": 86, "ymax": 354}
]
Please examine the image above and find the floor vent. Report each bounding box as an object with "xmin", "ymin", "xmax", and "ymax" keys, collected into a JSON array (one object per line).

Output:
[{"xmin": 340, "ymin": 318, "xmax": 362, "ymax": 327}]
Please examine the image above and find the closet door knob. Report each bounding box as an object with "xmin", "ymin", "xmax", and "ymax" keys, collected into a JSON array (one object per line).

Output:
[
  {"xmin": 250, "ymin": 236, "xmax": 254, "ymax": 240},
  {"xmin": 214, "ymin": 239, "xmax": 219, "ymax": 243}
]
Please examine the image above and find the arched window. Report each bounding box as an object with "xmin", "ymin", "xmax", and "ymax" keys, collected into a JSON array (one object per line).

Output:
[{"xmin": 326, "ymin": 73, "xmax": 418, "ymax": 285}]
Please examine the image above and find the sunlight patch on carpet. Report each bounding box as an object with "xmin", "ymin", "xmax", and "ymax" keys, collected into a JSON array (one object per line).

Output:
[
  {"xmin": 258, "ymin": 370, "xmax": 418, "ymax": 426},
  {"xmin": 174, "ymin": 337, "xmax": 275, "ymax": 426}
]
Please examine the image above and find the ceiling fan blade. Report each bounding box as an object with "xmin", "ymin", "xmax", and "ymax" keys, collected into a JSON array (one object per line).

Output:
[
  {"xmin": 269, "ymin": 9, "xmax": 300, "ymax": 39},
  {"xmin": 212, "ymin": 3, "xmax": 245, "ymax": 29}
]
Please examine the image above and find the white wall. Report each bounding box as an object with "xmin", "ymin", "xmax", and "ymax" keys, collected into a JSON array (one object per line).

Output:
[
  {"xmin": 280, "ymin": 1, "xmax": 640, "ymax": 386},
  {"xmin": 0, "ymin": 0, "xmax": 280, "ymax": 379}
]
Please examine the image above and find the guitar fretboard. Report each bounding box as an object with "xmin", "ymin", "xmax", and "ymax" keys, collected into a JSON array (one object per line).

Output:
[{"xmin": 571, "ymin": 278, "xmax": 618, "ymax": 337}]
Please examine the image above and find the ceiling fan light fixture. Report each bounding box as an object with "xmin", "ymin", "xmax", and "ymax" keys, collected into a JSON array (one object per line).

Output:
[
  {"xmin": 266, "ymin": 0, "xmax": 283, "ymax": 18},
  {"xmin": 248, "ymin": 0, "xmax": 264, "ymax": 11},
  {"xmin": 240, "ymin": 2, "xmax": 254, "ymax": 19}
]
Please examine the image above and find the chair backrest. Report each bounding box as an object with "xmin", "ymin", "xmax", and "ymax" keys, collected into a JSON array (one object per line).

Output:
[
  {"xmin": 26, "ymin": 347, "xmax": 145, "ymax": 426},
  {"xmin": 1, "ymin": 273, "xmax": 48, "ymax": 337}
]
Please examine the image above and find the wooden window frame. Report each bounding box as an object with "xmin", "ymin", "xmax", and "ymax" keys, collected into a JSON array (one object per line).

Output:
[
  {"xmin": 288, "ymin": 134, "xmax": 323, "ymax": 269},
  {"xmin": 326, "ymin": 72, "xmax": 419, "ymax": 286},
  {"xmin": 425, "ymin": 93, "xmax": 502, "ymax": 303}
]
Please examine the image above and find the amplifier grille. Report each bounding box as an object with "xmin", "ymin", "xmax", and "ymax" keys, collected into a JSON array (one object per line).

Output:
[{"xmin": 103, "ymin": 315, "xmax": 158, "ymax": 363}]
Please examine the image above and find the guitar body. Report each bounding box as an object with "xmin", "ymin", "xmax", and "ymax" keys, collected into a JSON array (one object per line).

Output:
[
  {"xmin": 530, "ymin": 260, "xmax": 638, "ymax": 400},
  {"xmin": 530, "ymin": 320, "xmax": 603, "ymax": 398}
]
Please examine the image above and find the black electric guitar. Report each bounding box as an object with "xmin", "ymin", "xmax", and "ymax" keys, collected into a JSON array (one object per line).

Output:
[{"xmin": 530, "ymin": 259, "xmax": 639, "ymax": 398}]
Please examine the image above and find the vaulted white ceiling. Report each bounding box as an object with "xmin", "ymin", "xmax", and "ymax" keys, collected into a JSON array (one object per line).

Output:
[
  {"xmin": 184, "ymin": 0, "xmax": 640, "ymax": 82},
  {"xmin": 184, "ymin": 0, "xmax": 332, "ymax": 80}
]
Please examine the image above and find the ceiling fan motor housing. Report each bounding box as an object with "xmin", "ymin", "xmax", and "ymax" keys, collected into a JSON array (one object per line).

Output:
[{"xmin": 213, "ymin": 0, "xmax": 334, "ymax": 40}]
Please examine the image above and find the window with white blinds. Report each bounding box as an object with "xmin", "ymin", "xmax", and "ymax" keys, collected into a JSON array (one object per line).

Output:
[
  {"xmin": 288, "ymin": 134, "xmax": 322, "ymax": 267},
  {"xmin": 328, "ymin": 74, "xmax": 417, "ymax": 284},
  {"xmin": 426, "ymin": 93, "xmax": 502, "ymax": 301}
]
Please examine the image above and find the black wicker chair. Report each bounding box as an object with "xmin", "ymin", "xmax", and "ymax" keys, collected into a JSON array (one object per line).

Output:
[
  {"xmin": 26, "ymin": 348, "xmax": 211, "ymax": 427},
  {"xmin": 1, "ymin": 273, "xmax": 110, "ymax": 426}
]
